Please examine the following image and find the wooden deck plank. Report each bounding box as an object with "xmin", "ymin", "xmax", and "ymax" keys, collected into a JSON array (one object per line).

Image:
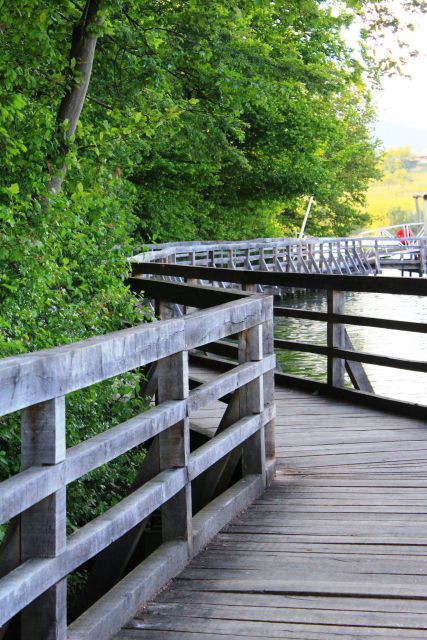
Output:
[
  {"xmin": 140, "ymin": 601, "xmax": 427, "ymax": 629},
  {"xmin": 114, "ymin": 369, "xmax": 427, "ymax": 640}
]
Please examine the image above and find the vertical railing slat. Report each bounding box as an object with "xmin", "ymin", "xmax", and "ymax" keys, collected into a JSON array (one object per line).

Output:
[
  {"xmin": 238, "ymin": 325, "xmax": 265, "ymax": 482},
  {"xmin": 327, "ymin": 290, "xmax": 345, "ymax": 388},
  {"xmin": 262, "ymin": 318, "xmax": 276, "ymax": 483},
  {"xmin": 21, "ymin": 397, "xmax": 67, "ymax": 640},
  {"xmin": 157, "ymin": 350, "xmax": 192, "ymax": 556}
]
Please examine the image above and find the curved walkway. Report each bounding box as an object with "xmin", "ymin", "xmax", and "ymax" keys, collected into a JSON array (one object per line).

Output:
[{"xmin": 115, "ymin": 375, "xmax": 427, "ymax": 639}]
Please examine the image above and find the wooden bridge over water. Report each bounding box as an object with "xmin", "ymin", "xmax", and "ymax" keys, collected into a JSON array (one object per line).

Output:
[
  {"xmin": 137, "ymin": 228, "xmax": 427, "ymax": 277},
  {"xmin": 1, "ymin": 241, "xmax": 427, "ymax": 639}
]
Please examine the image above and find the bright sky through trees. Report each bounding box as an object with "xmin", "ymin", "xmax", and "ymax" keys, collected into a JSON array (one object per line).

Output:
[{"xmin": 373, "ymin": 9, "xmax": 427, "ymax": 148}]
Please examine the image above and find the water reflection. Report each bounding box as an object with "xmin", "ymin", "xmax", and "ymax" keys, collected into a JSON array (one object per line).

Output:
[{"xmin": 275, "ymin": 273, "xmax": 427, "ymax": 404}]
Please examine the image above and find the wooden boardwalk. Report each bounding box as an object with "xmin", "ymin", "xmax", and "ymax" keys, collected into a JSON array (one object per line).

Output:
[
  {"xmin": 115, "ymin": 374, "xmax": 427, "ymax": 640},
  {"xmin": 134, "ymin": 234, "xmax": 427, "ymax": 278}
]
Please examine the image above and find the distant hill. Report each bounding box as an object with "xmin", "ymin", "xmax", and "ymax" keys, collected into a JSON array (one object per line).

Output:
[{"xmin": 374, "ymin": 122, "xmax": 427, "ymax": 150}]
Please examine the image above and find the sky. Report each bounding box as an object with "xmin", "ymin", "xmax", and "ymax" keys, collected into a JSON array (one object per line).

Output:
[{"xmin": 371, "ymin": 9, "xmax": 427, "ymax": 150}]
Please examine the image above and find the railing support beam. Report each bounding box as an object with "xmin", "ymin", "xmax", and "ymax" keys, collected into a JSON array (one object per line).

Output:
[
  {"xmin": 157, "ymin": 350, "xmax": 192, "ymax": 556},
  {"xmin": 327, "ymin": 290, "xmax": 345, "ymax": 388},
  {"xmin": 262, "ymin": 318, "xmax": 276, "ymax": 480},
  {"xmin": 239, "ymin": 324, "xmax": 265, "ymax": 483},
  {"xmin": 20, "ymin": 397, "xmax": 67, "ymax": 640}
]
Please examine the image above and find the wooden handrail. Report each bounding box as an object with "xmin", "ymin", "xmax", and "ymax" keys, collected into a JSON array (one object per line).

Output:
[
  {"xmin": 275, "ymin": 307, "xmax": 427, "ymax": 333},
  {"xmin": 131, "ymin": 263, "xmax": 427, "ymax": 418},
  {"xmin": 2, "ymin": 241, "xmax": 425, "ymax": 639},
  {"xmin": 0, "ymin": 287, "xmax": 275, "ymax": 640},
  {"xmin": 131, "ymin": 262, "xmax": 427, "ymax": 294}
]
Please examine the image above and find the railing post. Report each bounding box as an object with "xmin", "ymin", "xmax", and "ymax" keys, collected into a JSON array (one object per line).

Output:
[
  {"xmin": 327, "ymin": 290, "xmax": 345, "ymax": 388},
  {"xmin": 297, "ymin": 242, "xmax": 302, "ymax": 272},
  {"xmin": 262, "ymin": 317, "xmax": 276, "ymax": 485},
  {"xmin": 238, "ymin": 325, "xmax": 266, "ymax": 483},
  {"xmin": 157, "ymin": 350, "xmax": 192, "ymax": 555},
  {"xmin": 183, "ymin": 252, "xmax": 199, "ymax": 308},
  {"xmin": 259, "ymin": 247, "xmax": 268, "ymax": 270},
  {"xmin": 373, "ymin": 239, "xmax": 379, "ymax": 273},
  {"xmin": 419, "ymin": 238, "xmax": 426, "ymax": 276},
  {"xmin": 285, "ymin": 245, "xmax": 291, "ymax": 272},
  {"xmin": 20, "ymin": 397, "xmax": 67, "ymax": 640},
  {"xmin": 243, "ymin": 282, "xmax": 256, "ymax": 293},
  {"xmin": 227, "ymin": 248, "xmax": 234, "ymax": 269}
]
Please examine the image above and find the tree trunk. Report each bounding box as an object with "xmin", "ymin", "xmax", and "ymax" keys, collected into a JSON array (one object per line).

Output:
[{"xmin": 48, "ymin": 0, "xmax": 103, "ymax": 194}]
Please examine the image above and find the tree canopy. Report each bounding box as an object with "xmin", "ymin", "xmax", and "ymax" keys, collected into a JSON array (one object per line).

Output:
[
  {"xmin": 0, "ymin": 0, "xmax": 395, "ymax": 255},
  {"xmin": 0, "ymin": 0, "xmax": 424, "ymax": 551},
  {"xmin": 2, "ymin": 0, "xmax": 405, "ymax": 359}
]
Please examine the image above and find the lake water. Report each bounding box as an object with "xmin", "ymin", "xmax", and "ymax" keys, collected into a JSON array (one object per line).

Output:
[{"xmin": 275, "ymin": 271, "xmax": 427, "ymax": 405}]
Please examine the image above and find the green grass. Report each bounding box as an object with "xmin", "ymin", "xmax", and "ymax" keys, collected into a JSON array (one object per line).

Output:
[{"xmin": 366, "ymin": 169, "xmax": 427, "ymax": 229}]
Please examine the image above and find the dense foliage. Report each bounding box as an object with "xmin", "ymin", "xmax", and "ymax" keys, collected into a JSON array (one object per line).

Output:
[{"xmin": 0, "ymin": 0, "xmax": 424, "ymax": 539}]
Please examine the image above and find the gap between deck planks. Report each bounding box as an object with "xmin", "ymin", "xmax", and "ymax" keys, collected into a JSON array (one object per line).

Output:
[{"xmin": 114, "ymin": 366, "xmax": 427, "ymax": 640}]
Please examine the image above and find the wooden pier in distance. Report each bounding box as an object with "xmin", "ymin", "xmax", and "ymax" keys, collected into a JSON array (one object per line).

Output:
[{"xmin": 135, "ymin": 232, "xmax": 427, "ymax": 276}]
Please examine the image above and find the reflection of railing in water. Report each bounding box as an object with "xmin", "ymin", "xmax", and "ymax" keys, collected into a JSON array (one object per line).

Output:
[{"xmin": 133, "ymin": 235, "xmax": 427, "ymax": 276}]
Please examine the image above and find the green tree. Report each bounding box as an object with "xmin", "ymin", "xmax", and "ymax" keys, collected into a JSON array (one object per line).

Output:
[
  {"xmin": 96, "ymin": 0, "xmax": 383, "ymax": 240},
  {"xmin": 0, "ymin": 0, "xmax": 425, "ymax": 544},
  {"xmin": 0, "ymin": 1, "xmax": 148, "ymax": 542}
]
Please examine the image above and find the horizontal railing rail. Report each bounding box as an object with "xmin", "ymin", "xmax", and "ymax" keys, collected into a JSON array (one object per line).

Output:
[
  {"xmin": 0, "ymin": 290, "xmax": 275, "ymax": 640},
  {"xmin": 131, "ymin": 262, "xmax": 427, "ymax": 294},
  {"xmin": 130, "ymin": 263, "xmax": 427, "ymax": 419}
]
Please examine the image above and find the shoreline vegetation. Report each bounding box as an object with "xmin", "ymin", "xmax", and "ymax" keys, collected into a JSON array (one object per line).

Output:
[{"xmin": 366, "ymin": 146, "xmax": 427, "ymax": 230}]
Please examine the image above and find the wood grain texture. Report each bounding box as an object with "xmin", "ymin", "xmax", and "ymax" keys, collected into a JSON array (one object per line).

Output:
[
  {"xmin": 327, "ymin": 289, "xmax": 345, "ymax": 387},
  {"xmin": 116, "ymin": 366, "xmax": 427, "ymax": 640},
  {"xmin": 157, "ymin": 350, "xmax": 192, "ymax": 550},
  {"xmin": 0, "ymin": 401, "xmax": 186, "ymax": 526},
  {"xmin": 0, "ymin": 293, "xmax": 275, "ymax": 638},
  {"xmin": 0, "ymin": 319, "xmax": 185, "ymax": 416},
  {"xmin": 0, "ymin": 291, "xmax": 270, "ymax": 418},
  {"xmin": 239, "ymin": 324, "xmax": 265, "ymax": 479},
  {"xmin": 0, "ymin": 468, "xmax": 187, "ymax": 627},
  {"xmin": 67, "ymin": 541, "xmax": 188, "ymax": 640},
  {"xmin": 20, "ymin": 397, "xmax": 67, "ymax": 640}
]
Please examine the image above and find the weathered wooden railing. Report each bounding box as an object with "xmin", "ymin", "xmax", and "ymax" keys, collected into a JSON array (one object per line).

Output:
[
  {"xmin": 136, "ymin": 237, "xmax": 374, "ymax": 275},
  {"xmin": 0, "ymin": 289, "xmax": 275, "ymax": 639},
  {"xmin": 133, "ymin": 235, "xmax": 427, "ymax": 275},
  {"xmin": 131, "ymin": 261, "xmax": 427, "ymax": 419}
]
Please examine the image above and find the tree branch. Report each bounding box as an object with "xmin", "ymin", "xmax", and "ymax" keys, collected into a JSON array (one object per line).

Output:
[
  {"xmin": 86, "ymin": 94, "xmax": 113, "ymax": 110},
  {"xmin": 48, "ymin": 0, "xmax": 103, "ymax": 194}
]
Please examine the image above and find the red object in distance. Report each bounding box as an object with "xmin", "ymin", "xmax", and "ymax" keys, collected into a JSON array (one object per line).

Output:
[{"xmin": 395, "ymin": 226, "xmax": 413, "ymax": 245}]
